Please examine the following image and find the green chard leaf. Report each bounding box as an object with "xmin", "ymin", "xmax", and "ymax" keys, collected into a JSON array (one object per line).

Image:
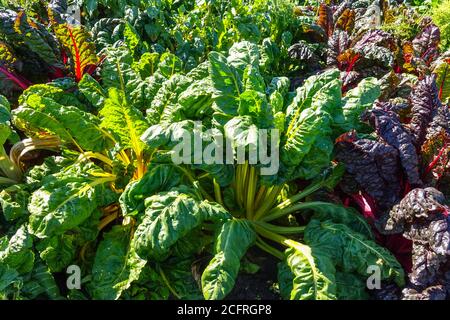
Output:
[
  {"xmin": 157, "ymin": 53, "xmax": 183, "ymax": 79},
  {"xmin": 21, "ymin": 259, "xmax": 62, "ymax": 300},
  {"xmin": 132, "ymin": 188, "xmax": 230, "ymax": 261},
  {"xmin": 201, "ymin": 219, "xmax": 256, "ymax": 300},
  {"xmin": 0, "ymin": 264, "xmax": 19, "ymax": 294},
  {"xmin": 304, "ymin": 219, "xmax": 405, "ymax": 286},
  {"xmin": 0, "ymin": 225, "xmax": 35, "ymax": 274},
  {"xmin": 27, "ymin": 162, "xmax": 116, "ymax": 238},
  {"xmin": 335, "ymin": 272, "xmax": 369, "ymax": 300},
  {"xmin": 12, "ymin": 94, "xmax": 114, "ymax": 152},
  {"xmin": 176, "ymin": 77, "xmax": 214, "ymax": 120},
  {"xmin": 90, "ymin": 225, "xmax": 134, "ymax": 300},
  {"xmin": 0, "ymin": 184, "xmax": 30, "ymax": 221},
  {"xmin": 35, "ymin": 234, "xmax": 76, "ymax": 272},
  {"xmin": 119, "ymin": 163, "xmax": 182, "ymax": 216},
  {"xmin": 145, "ymin": 74, "xmax": 191, "ymax": 125},
  {"xmin": 19, "ymin": 83, "xmax": 86, "ymax": 111},
  {"xmin": 285, "ymin": 69, "xmax": 340, "ymax": 121},
  {"xmin": 280, "ymin": 240, "xmax": 336, "ymax": 300},
  {"xmin": 209, "ymin": 51, "xmax": 242, "ymax": 116},
  {"xmin": 227, "ymin": 41, "xmax": 260, "ymax": 79},
  {"xmin": 340, "ymin": 77, "xmax": 380, "ymax": 131},
  {"xmin": 0, "ymin": 94, "xmax": 21, "ymax": 183},
  {"xmin": 301, "ymin": 202, "xmax": 373, "ymax": 238},
  {"xmin": 78, "ymin": 74, "xmax": 107, "ymax": 109},
  {"xmin": 100, "ymin": 46, "xmax": 149, "ymax": 110},
  {"xmin": 99, "ymin": 88, "xmax": 148, "ymax": 154}
]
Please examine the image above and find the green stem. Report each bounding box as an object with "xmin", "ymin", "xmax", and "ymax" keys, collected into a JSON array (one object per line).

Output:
[
  {"xmin": 116, "ymin": 59, "xmax": 127, "ymax": 100},
  {"xmin": 0, "ymin": 176, "xmax": 18, "ymax": 185},
  {"xmin": 157, "ymin": 265, "xmax": 181, "ymax": 300},
  {"xmin": 213, "ymin": 179, "xmax": 224, "ymax": 207},
  {"xmin": 255, "ymin": 237, "xmax": 284, "ymax": 260},
  {"xmin": 197, "ymin": 172, "xmax": 211, "ymax": 180},
  {"xmin": 135, "ymin": 152, "xmax": 146, "ymax": 179},
  {"xmin": 253, "ymin": 223, "xmax": 289, "ymax": 246},
  {"xmin": 254, "ymin": 224, "xmax": 308, "ymax": 257},
  {"xmin": 245, "ymin": 166, "xmax": 257, "ymax": 219},
  {"xmin": 262, "ymin": 201, "xmax": 328, "ymax": 222},
  {"xmin": 269, "ymin": 181, "xmax": 323, "ymax": 213},
  {"xmin": 89, "ymin": 176, "xmax": 117, "ymax": 187},
  {"xmin": 252, "ymin": 221, "xmax": 305, "ymax": 235},
  {"xmin": 252, "ymin": 185, "xmax": 283, "ymax": 221},
  {"xmin": 177, "ymin": 166, "xmax": 214, "ymax": 202},
  {"xmin": 254, "ymin": 185, "xmax": 267, "ymax": 210}
]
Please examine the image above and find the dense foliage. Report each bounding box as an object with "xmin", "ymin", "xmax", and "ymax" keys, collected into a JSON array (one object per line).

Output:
[{"xmin": 0, "ymin": 0, "xmax": 449, "ymax": 300}]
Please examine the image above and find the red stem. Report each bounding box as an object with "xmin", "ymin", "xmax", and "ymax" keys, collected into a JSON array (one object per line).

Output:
[
  {"xmin": 67, "ymin": 27, "xmax": 82, "ymax": 81},
  {"xmin": 0, "ymin": 65, "xmax": 31, "ymax": 89},
  {"xmin": 425, "ymin": 143, "xmax": 448, "ymax": 175},
  {"xmin": 346, "ymin": 53, "xmax": 360, "ymax": 72},
  {"xmin": 350, "ymin": 192, "xmax": 376, "ymax": 221}
]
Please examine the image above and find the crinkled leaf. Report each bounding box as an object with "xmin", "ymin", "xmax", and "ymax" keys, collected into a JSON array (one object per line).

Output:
[
  {"xmin": 145, "ymin": 74, "xmax": 191, "ymax": 125},
  {"xmin": 227, "ymin": 41, "xmax": 260, "ymax": 79},
  {"xmin": 409, "ymin": 75, "xmax": 442, "ymax": 147},
  {"xmin": 78, "ymin": 74, "xmax": 106, "ymax": 109},
  {"xmin": 281, "ymin": 240, "xmax": 336, "ymax": 300},
  {"xmin": 54, "ymin": 23, "xmax": 98, "ymax": 81},
  {"xmin": 132, "ymin": 189, "xmax": 230, "ymax": 261},
  {"xmin": 0, "ymin": 184, "xmax": 29, "ymax": 221},
  {"xmin": 327, "ymin": 30, "xmax": 350, "ymax": 66},
  {"xmin": 340, "ymin": 77, "xmax": 380, "ymax": 131},
  {"xmin": 119, "ymin": 163, "xmax": 182, "ymax": 216},
  {"xmin": 335, "ymin": 272, "xmax": 369, "ymax": 300},
  {"xmin": 0, "ymin": 9, "xmax": 61, "ymax": 67},
  {"xmin": 27, "ymin": 163, "xmax": 115, "ymax": 238},
  {"xmin": 362, "ymin": 106, "xmax": 422, "ymax": 186},
  {"xmin": 90, "ymin": 225, "xmax": 134, "ymax": 300},
  {"xmin": 335, "ymin": 133, "xmax": 402, "ymax": 210},
  {"xmin": 317, "ymin": 3, "xmax": 333, "ymax": 37},
  {"xmin": 209, "ymin": 51, "xmax": 242, "ymax": 116},
  {"xmin": 305, "ymin": 219, "xmax": 405, "ymax": 286},
  {"xmin": 36, "ymin": 234, "xmax": 76, "ymax": 272},
  {"xmin": 0, "ymin": 225, "xmax": 35, "ymax": 274},
  {"xmin": 19, "ymin": 83, "xmax": 86, "ymax": 110},
  {"xmin": 13, "ymin": 94, "xmax": 114, "ymax": 152},
  {"xmin": 100, "ymin": 88, "xmax": 148, "ymax": 154},
  {"xmin": 201, "ymin": 219, "xmax": 256, "ymax": 300}
]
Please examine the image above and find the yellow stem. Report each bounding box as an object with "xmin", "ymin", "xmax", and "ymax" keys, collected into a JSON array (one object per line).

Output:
[
  {"xmin": 241, "ymin": 161, "xmax": 249, "ymax": 208},
  {"xmin": 252, "ymin": 185, "xmax": 283, "ymax": 221},
  {"xmin": 78, "ymin": 152, "xmax": 113, "ymax": 167},
  {"xmin": 98, "ymin": 211, "xmax": 119, "ymax": 231},
  {"xmin": 213, "ymin": 179, "xmax": 224, "ymax": 207},
  {"xmin": 235, "ymin": 164, "xmax": 243, "ymax": 207},
  {"xmin": 135, "ymin": 152, "xmax": 145, "ymax": 180},
  {"xmin": 254, "ymin": 185, "xmax": 267, "ymax": 211},
  {"xmin": 246, "ymin": 166, "xmax": 257, "ymax": 219}
]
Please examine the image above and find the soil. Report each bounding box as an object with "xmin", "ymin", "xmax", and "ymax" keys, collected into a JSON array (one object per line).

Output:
[{"xmin": 226, "ymin": 247, "xmax": 281, "ymax": 300}]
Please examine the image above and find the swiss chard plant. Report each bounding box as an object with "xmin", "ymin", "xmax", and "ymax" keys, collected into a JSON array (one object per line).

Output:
[
  {"xmin": 113, "ymin": 41, "xmax": 404, "ymax": 300},
  {"xmin": 1, "ymin": 0, "xmax": 449, "ymax": 301},
  {"xmin": 0, "ymin": 2, "xmax": 99, "ymax": 101},
  {"xmin": 0, "ymin": 42, "xmax": 197, "ymax": 298}
]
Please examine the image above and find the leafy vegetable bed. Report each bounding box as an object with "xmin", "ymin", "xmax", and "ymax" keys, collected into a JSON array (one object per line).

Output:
[{"xmin": 0, "ymin": 0, "xmax": 449, "ymax": 300}]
